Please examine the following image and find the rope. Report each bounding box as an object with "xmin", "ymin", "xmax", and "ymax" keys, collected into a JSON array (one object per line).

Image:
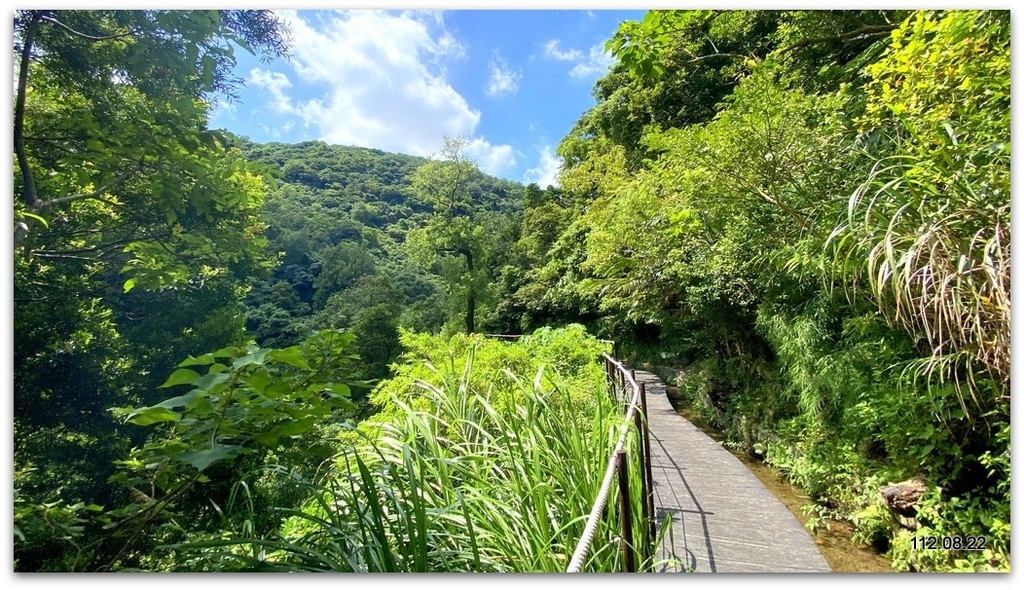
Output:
[{"xmin": 566, "ymin": 354, "xmax": 641, "ymax": 573}]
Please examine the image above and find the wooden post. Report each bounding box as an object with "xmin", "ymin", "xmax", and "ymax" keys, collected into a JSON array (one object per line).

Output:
[
  {"xmin": 622, "ymin": 370, "xmax": 630, "ymax": 411},
  {"xmin": 605, "ymin": 358, "xmax": 614, "ymax": 401},
  {"xmin": 633, "ymin": 391, "xmax": 651, "ymax": 567},
  {"xmin": 639, "ymin": 381, "xmax": 656, "ymax": 547},
  {"xmin": 615, "ymin": 449, "xmax": 635, "ymax": 572}
]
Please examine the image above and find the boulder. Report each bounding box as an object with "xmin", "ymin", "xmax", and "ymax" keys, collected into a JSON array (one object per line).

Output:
[{"xmin": 879, "ymin": 477, "xmax": 928, "ymax": 529}]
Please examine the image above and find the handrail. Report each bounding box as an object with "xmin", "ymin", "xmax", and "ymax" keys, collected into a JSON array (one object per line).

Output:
[{"xmin": 566, "ymin": 353, "xmax": 650, "ymax": 572}]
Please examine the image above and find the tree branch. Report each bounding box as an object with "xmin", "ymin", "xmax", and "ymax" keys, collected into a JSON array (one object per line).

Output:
[
  {"xmin": 40, "ymin": 14, "xmax": 134, "ymax": 42},
  {"xmin": 37, "ymin": 162, "xmax": 145, "ymax": 210},
  {"xmin": 680, "ymin": 52, "xmax": 752, "ymax": 66},
  {"xmin": 781, "ymin": 24, "xmax": 897, "ymax": 53}
]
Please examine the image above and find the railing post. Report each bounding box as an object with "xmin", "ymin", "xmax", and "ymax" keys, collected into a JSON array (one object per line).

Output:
[
  {"xmin": 605, "ymin": 357, "xmax": 611, "ymax": 397},
  {"xmin": 639, "ymin": 381, "xmax": 655, "ymax": 551},
  {"xmin": 628, "ymin": 370, "xmax": 637, "ymax": 413},
  {"xmin": 633, "ymin": 391, "xmax": 651, "ymax": 568},
  {"xmin": 615, "ymin": 448, "xmax": 635, "ymax": 572}
]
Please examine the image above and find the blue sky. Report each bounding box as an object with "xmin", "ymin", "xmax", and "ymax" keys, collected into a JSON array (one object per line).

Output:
[{"xmin": 208, "ymin": 9, "xmax": 646, "ymax": 186}]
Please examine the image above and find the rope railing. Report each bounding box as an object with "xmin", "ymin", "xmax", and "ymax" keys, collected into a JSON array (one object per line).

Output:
[{"xmin": 566, "ymin": 353, "xmax": 654, "ymax": 573}]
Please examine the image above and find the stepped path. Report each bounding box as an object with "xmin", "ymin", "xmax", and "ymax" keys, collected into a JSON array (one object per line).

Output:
[{"xmin": 632, "ymin": 370, "xmax": 831, "ymax": 573}]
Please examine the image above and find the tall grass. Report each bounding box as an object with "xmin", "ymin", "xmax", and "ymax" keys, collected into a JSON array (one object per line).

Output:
[
  {"xmin": 829, "ymin": 154, "xmax": 1010, "ymax": 413},
  {"xmin": 827, "ymin": 11, "xmax": 1010, "ymax": 416},
  {"xmin": 166, "ymin": 330, "xmax": 652, "ymax": 572}
]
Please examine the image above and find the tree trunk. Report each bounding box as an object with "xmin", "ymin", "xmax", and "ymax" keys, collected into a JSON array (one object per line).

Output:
[
  {"xmin": 464, "ymin": 249, "xmax": 475, "ymax": 334},
  {"xmin": 14, "ymin": 11, "xmax": 43, "ymax": 248}
]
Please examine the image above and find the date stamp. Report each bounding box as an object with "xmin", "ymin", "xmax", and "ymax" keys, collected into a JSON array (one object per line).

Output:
[{"xmin": 911, "ymin": 535, "xmax": 987, "ymax": 551}]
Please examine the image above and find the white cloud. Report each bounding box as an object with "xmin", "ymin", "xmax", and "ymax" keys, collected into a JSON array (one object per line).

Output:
[
  {"xmin": 523, "ymin": 145, "xmax": 562, "ymax": 188},
  {"xmin": 485, "ymin": 54, "xmax": 522, "ymax": 98},
  {"xmin": 249, "ymin": 68, "xmax": 294, "ymax": 112},
  {"xmin": 257, "ymin": 121, "xmax": 282, "ymax": 139},
  {"xmin": 259, "ymin": 10, "xmax": 482, "ymax": 157},
  {"xmin": 569, "ymin": 43, "xmax": 616, "ymax": 79},
  {"xmin": 543, "ymin": 39, "xmax": 582, "ymax": 61},
  {"xmin": 543, "ymin": 39, "xmax": 614, "ymax": 80},
  {"xmin": 211, "ymin": 98, "xmax": 237, "ymax": 116},
  {"xmin": 463, "ymin": 137, "xmax": 517, "ymax": 176}
]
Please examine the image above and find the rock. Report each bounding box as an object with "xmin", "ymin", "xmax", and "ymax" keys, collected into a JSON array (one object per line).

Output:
[{"xmin": 879, "ymin": 478, "xmax": 928, "ymax": 529}]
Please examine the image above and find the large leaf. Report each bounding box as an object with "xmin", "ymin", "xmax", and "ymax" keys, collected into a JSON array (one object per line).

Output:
[
  {"xmin": 177, "ymin": 353, "xmax": 216, "ymax": 367},
  {"xmin": 159, "ymin": 368, "xmax": 201, "ymax": 388},
  {"xmin": 267, "ymin": 346, "xmax": 311, "ymax": 370},
  {"xmin": 178, "ymin": 444, "xmax": 243, "ymax": 471},
  {"xmin": 193, "ymin": 371, "xmax": 230, "ymax": 391},
  {"xmin": 232, "ymin": 350, "xmax": 268, "ymax": 370},
  {"xmin": 126, "ymin": 406, "xmax": 182, "ymax": 426},
  {"xmin": 155, "ymin": 391, "xmax": 200, "ymax": 410}
]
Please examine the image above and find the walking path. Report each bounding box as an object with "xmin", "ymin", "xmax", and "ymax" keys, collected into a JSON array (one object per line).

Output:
[{"xmin": 633, "ymin": 370, "xmax": 831, "ymax": 573}]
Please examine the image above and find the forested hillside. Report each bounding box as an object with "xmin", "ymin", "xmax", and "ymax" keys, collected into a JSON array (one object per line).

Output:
[
  {"xmin": 236, "ymin": 140, "xmax": 525, "ymax": 388},
  {"xmin": 13, "ymin": 9, "xmax": 1009, "ymax": 572}
]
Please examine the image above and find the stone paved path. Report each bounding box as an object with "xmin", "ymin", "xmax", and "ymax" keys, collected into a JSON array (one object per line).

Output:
[{"xmin": 632, "ymin": 370, "xmax": 831, "ymax": 573}]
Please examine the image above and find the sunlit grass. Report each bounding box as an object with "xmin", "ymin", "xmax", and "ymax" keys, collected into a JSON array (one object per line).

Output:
[{"xmin": 167, "ymin": 330, "xmax": 654, "ymax": 572}]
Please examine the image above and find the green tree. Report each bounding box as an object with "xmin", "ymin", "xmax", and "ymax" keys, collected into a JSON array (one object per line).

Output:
[
  {"xmin": 407, "ymin": 137, "xmax": 493, "ymax": 334},
  {"xmin": 104, "ymin": 330, "xmax": 360, "ymax": 570},
  {"xmin": 311, "ymin": 241, "xmax": 378, "ymax": 310},
  {"xmin": 14, "ymin": 10, "xmax": 288, "ymax": 257},
  {"xmin": 13, "ymin": 9, "xmax": 290, "ymax": 571}
]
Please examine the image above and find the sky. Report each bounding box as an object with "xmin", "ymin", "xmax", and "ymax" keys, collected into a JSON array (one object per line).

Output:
[{"xmin": 208, "ymin": 9, "xmax": 646, "ymax": 187}]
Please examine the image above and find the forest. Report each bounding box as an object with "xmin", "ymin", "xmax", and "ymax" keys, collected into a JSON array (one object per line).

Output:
[{"xmin": 12, "ymin": 9, "xmax": 1010, "ymax": 572}]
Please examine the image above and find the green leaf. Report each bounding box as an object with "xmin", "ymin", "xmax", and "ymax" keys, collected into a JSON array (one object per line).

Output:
[
  {"xmin": 126, "ymin": 406, "xmax": 181, "ymax": 426},
  {"xmin": 178, "ymin": 353, "xmax": 215, "ymax": 367},
  {"xmin": 211, "ymin": 346, "xmax": 240, "ymax": 359},
  {"xmin": 17, "ymin": 210, "xmax": 50, "ymax": 229},
  {"xmin": 122, "ymin": 278, "xmax": 137, "ymax": 293},
  {"xmin": 278, "ymin": 416, "xmax": 318, "ymax": 438},
  {"xmin": 267, "ymin": 346, "xmax": 311, "ymax": 370},
  {"xmin": 254, "ymin": 430, "xmax": 281, "ymax": 447},
  {"xmin": 235, "ymin": 37, "xmax": 253, "ymax": 55},
  {"xmin": 232, "ymin": 350, "xmax": 268, "ymax": 370},
  {"xmin": 245, "ymin": 369, "xmax": 272, "ymax": 394},
  {"xmin": 265, "ymin": 380, "xmax": 292, "ymax": 397},
  {"xmin": 178, "ymin": 444, "xmax": 243, "ymax": 471},
  {"xmin": 193, "ymin": 371, "xmax": 230, "ymax": 391},
  {"xmin": 327, "ymin": 382, "xmax": 351, "ymax": 398},
  {"xmin": 159, "ymin": 368, "xmax": 201, "ymax": 388},
  {"xmin": 155, "ymin": 391, "xmax": 200, "ymax": 409}
]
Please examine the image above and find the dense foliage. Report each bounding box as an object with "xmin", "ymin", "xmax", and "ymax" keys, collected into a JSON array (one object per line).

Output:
[
  {"xmin": 13, "ymin": 9, "xmax": 289, "ymax": 571},
  {"xmin": 548, "ymin": 9, "xmax": 1010, "ymax": 572},
  {"xmin": 13, "ymin": 8, "xmax": 1009, "ymax": 574}
]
